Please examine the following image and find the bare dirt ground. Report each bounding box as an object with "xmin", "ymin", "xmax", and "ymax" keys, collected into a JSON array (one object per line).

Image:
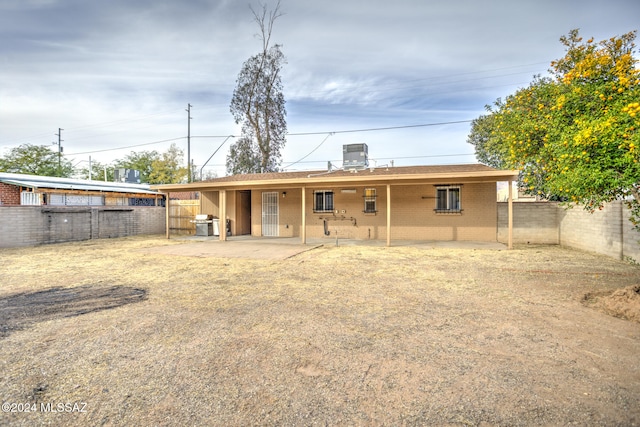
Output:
[{"xmin": 0, "ymin": 236, "xmax": 639, "ymax": 426}]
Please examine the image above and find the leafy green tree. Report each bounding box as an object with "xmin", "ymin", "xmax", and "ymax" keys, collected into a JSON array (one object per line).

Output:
[
  {"xmin": 114, "ymin": 150, "xmax": 160, "ymax": 183},
  {"xmin": 77, "ymin": 160, "xmax": 113, "ymax": 181},
  {"xmin": 469, "ymin": 29, "xmax": 640, "ymax": 226},
  {"xmin": 148, "ymin": 143, "xmax": 188, "ymax": 184},
  {"xmin": 467, "ymin": 108, "xmax": 507, "ymax": 169},
  {"xmin": 227, "ymin": 1, "xmax": 287, "ymax": 174},
  {"xmin": 113, "ymin": 145, "xmax": 188, "ymax": 184},
  {"xmin": 0, "ymin": 144, "xmax": 74, "ymax": 177},
  {"xmin": 226, "ymin": 136, "xmax": 262, "ymax": 175}
]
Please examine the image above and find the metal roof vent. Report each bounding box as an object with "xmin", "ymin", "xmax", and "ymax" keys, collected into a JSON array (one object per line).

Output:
[{"xmin": 342, "ymin": 143, "xmax": 368, "ymax": 170}]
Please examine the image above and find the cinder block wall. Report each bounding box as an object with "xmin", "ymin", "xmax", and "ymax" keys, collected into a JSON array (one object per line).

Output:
[
  {"xmin": 0, "ymin": 207, "xmax": 165, "ymax": 248},
  {"xmin": 559, "ymin": 201, "xmax": 636, "ymax": 261},
  {"xmin": 0, "ymin": 183, "xmax": 21, "ymax": 205},
  {"xmin": 497, "ymin": 202, "xmax": 559, "ymax": 244},
  {"xmin": 622, "ymin": 206, "xmax": 640, "ymax": 262},
  {"xmin": 0, "ymin": 207, "xmax": 43, "ymax": 247},
  {"xmin": 498, "ymin": 201, "xmax": 640, "ymax": 262}
]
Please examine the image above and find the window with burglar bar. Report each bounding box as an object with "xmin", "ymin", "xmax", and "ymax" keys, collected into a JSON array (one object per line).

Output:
[
  {"xmin": 364, "ymin": 188, "xmax": 377, "ymax": 213},
  {"xmin": 435, "ymin": 186, "xmax": 461, "ymax": 213},
  {"xmin": 314, "ymin": 190, "xmax": 334, "ymax": 212}
]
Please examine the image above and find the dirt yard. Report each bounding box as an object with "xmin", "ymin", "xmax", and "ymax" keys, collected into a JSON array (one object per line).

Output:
[{"xmin": 0, "ymin": 236, "xmax": 639, "ymax": 426}]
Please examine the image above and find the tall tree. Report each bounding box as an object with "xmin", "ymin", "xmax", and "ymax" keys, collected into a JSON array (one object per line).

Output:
[
  {"xmin": 468, "ymin": 29, "xmax": 640, "ymax": 227},
  {"xmin": 77, "ymin": 160, "xmax": 113, "ymax": 181},
  {"xmin": 114, "ymin": 150, "xmax": 160, "ymax": 184},
  {"xmin": 0, "ymin": 144, "xmax": 74, "ymax": 177},
  {"xmin": 227, "ymin": 1, "xmax": 287, "ymax": 175},
  {"xmin": 113, "ymin": 144, "xmax": 188, "ymax": 184},
  {"xmin": 148, "ymin": 143, "xmax": 188, "ymax": 184},
  {"xmin": 226, "ymin": 136, "xmax": 262, "ymax": 175},
  {"xmin": 467, "ymin": 108, "xmax": 507, "ymax": 169}
]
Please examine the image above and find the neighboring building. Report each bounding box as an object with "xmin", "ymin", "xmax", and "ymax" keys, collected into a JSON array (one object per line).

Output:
[
  {"xmin": 0, "ymin": 172, "xmax": 164, "ymax": 207},
  {"xmin": 0, "ymin": 173, "xmax": 166, "ymax": 247},
  {"xmin": 153, "ymin": 162, "xmax": 519, "ymax": 247}
]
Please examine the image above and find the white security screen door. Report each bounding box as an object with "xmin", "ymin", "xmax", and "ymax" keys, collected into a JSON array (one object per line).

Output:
[{"xmin": 261, "ymin": 192, "xmax": 279, "ymax": 237}]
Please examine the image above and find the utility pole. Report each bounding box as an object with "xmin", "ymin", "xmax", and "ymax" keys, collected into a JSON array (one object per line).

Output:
[
  {"xmin": 55, "ymin": 128, "xmax": 63, "ymax": 177},
  {"xmin": 186, "ymin": 103, "xmax": 192, "ymax": 182}
]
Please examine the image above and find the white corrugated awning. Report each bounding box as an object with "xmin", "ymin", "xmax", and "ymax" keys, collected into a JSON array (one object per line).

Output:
[{"xmin": 0, "ymin": 173, "xmax": 161, "ymax": 195}]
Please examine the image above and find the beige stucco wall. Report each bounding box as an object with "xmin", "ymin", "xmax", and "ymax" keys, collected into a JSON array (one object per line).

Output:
[{"xmin": 247, "ymin": 182, "xmax": 498, "ymax": 242}]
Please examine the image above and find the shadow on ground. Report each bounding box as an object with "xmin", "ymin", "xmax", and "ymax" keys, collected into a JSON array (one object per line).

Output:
[{"xmin": 0, "ymin": 285, "xmax": 147, "ymax": 338}]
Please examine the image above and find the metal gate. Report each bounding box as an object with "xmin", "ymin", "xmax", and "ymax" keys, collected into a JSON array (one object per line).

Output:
[{"xmin": 261, "ymin": 192, "xmax": 278, "ymax": 237}]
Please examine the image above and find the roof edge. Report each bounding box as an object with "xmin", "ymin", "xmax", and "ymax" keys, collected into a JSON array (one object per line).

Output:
[{"xmin": 152, "ymin": 168, "xmax": 520, "ymax": 192}]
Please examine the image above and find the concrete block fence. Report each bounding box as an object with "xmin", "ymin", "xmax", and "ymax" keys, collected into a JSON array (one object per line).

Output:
[
  {"xmin": 498, "ymin": 201, "xmax": 640, "ymax": 262},
  {"xmin": 0, "ymin": 206, "xmax": 165, "ymax": 248}
]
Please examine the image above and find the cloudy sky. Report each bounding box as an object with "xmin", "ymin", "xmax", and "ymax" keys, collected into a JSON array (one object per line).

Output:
[{"xmin": 1, "ymin": 0, "xmax": 638, "ymax": 178}]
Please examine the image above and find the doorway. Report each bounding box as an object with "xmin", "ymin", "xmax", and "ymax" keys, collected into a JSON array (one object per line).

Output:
[
  {"xmin": 236, "ymin": 190, "xmax": 252, "ymax": 235},
  {"xmin": 261, "ymin": 192, "xmax": 278, "ymax": 237}
]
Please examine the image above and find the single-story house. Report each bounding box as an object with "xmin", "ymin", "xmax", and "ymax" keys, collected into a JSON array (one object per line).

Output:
[
  {"xmin": 0, "ymin": 172, "xmax": 164, "ymax": 207},
  {"xmin": 152, "ymin": 162, "xmax": 519, "ymax": 248}
]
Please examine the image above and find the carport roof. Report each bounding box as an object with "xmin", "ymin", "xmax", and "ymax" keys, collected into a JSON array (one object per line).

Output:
[
  {"xmin": 152, "ymin": 164, "xmax": 520, "ymax": 192},
  {"xmin": 0, "ymin": 172, "xmax": 160, "ymax": 195}
]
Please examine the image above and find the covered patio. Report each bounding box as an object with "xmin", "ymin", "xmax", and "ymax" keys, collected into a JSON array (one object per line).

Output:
[{"xmin": 153, "ymin": 164, "xmax": 519, "ymax": 249}]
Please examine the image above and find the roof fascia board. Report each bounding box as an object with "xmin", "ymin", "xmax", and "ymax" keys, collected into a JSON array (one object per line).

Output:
[{"xmin": 152, "ymin": 170, "xmax": 520, "ymax": 192}]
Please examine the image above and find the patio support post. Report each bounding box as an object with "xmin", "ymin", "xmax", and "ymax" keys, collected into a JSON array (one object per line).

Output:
[
  {"xmin": 508, "ymin": 180, "xmax": 513, "ymax": 249},
  {"xmin": 165, "ymin": 193, "xmax": 170, "ymax": 239},
  {"xmin": 301, "ymin": 186, "xmax": 306, "ymax": 244},
  {"xmin": 220, "ymin": 190, "xmax": 227, "ymax": 241},
  {"xmin": 386, "ymin": 184, "xmax": 391, "ymax": 247}
]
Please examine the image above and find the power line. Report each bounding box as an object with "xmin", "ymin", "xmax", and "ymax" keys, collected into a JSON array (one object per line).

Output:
[
  {"xmin": 287, "ymin": 120, "xmax": 473, "ymax": 136},
  {"xmin": 66, "ymin": 137, "xmax": 186, "ymax": 156},
  {"xmin": 189, "ymin": 119, "xmax": 473, "ymax": 140},
  {"xmin": 65, "ymin": 119, "xmax": 473, "ymax": 157},
  {"xmin": 283, "ymin": 132, "xmax": 334, "ymax": 169},
  {"xmin": 202, "ymin": 153, "xmax": 477, "ymax": 169}
]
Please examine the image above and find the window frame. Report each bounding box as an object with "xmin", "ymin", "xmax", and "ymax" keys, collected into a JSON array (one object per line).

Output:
[
  {"xmin": 313, "ymin": 190, "xmax": 334, "ymax": 213},
  {"xmin": 434, "ymin": 186, "xmax": 461, "ymax": 213},
  {"xmin": 363, "ymin": 188, "xmax": 377, "ymax": 213}
]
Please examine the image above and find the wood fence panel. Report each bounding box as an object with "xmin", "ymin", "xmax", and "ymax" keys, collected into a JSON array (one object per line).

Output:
[{"xmin": 169, "ymin": 200, "xmax": 199, "ymax": 234}]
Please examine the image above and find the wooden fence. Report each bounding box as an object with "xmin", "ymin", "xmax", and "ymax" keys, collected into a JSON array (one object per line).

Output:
[{"xmin": 169, "ymin": 199, "xmax": 199, "ymax": 234}]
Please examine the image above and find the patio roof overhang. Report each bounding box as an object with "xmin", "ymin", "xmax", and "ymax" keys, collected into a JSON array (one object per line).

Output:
[{"xmin": 151, "ymin": 168, "xmax": 520, "ymax": 193}]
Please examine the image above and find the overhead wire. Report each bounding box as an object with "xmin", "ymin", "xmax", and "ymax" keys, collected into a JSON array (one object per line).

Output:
[
  {"xmin": 282, "ymin": 132, "xmax": 334, "ymax": 169},
  {"xmin": 64, "ymin": 118, "xmax": 474, "ymax": 158},
  {"xmin": 67, "ymin": 137, "xmax": 186, "ymax": 156}
]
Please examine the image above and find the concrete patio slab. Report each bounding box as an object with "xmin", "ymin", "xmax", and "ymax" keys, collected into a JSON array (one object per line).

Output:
[
  {"xmin": 144, "ymin": 238, "xmax": 322, "ymax": 260},
  {"xmin": 144, "ymin": 235, "xmax": 507, "ymax": 260}
]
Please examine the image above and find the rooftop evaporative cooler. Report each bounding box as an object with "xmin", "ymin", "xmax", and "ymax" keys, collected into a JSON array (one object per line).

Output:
[{"xmin": 342, "ymin": 143, "xmax": 368, "ymax": 170}]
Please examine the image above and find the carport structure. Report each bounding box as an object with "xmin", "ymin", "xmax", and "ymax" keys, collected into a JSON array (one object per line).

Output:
[{"xmin": 152, "ymin": 164, "xmax": 519, "ymax": 248}]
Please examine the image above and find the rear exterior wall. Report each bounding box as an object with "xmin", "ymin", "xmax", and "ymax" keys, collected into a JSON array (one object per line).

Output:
[{"xmin": 249, "ymin": 182, "xmax": 498, "ymax": 242}]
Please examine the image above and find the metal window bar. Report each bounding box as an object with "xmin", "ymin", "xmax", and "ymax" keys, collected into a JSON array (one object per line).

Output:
[
  {"xmin": 364, "ymin": 188, "xmax": 377, "ymax": 213},
  {"xmin": 314, "ymin": 191, "xmax": 334, "ymax": 212},
  {"xmin": 435, "ymin": 187, "xmax": 461, "ymax": 212}
]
